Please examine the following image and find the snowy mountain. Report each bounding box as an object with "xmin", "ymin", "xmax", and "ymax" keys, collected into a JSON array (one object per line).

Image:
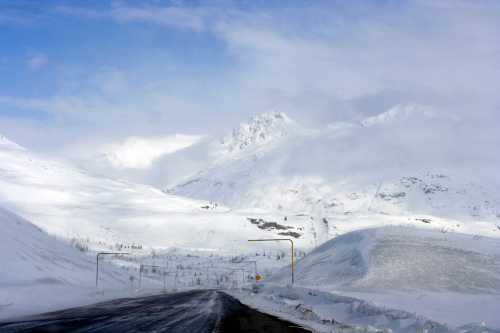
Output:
[
  {"xmin": 360, "ymin": 103, "xmax": 438, "ymax": 127},
  {"xmin": 6, "ymin": 124, "xmax": 496, "ymax": 258},
  {"xmin": 170, "ymin": 107, "xmax": 500, "ymax": 227},
  {"xmin": 214, "ymin": 111, "xmax": 297, "ymax": 160},
  {"xmin": 68, "ymin": 112, "xmax": 295, "ymax": 188}
]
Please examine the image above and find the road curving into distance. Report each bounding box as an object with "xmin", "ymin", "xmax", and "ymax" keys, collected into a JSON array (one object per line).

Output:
[{"xmin": 0, "ymin": 289, "xmax": 310, "ymax": 333}]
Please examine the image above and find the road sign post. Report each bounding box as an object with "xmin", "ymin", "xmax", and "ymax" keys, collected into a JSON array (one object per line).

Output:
[{"xmin": 248, "ymin": 239, "xmax": 295, "ymax": 284}]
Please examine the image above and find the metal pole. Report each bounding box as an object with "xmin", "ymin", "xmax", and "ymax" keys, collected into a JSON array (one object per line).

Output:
[
  {"xmin": 163, "ymin": 268, "xmax": 167, "ymax": 292},
  {"xmin": 229, "ymin": 268, "xmax": 245, "ymax": 287},
  {"xmin": 96, "ymin": 254, "xmax": 99, "ymax": 287},
  {"xmin": 248, "ymin": 239, "xmax": 295, "ymax": 285},
  {"xmin": 290, "ymin": 239, "xmax": 294, "ymax": 284},
  {"xmin": 96, "ymin": 252, "xmax": 130, "ymax": 288},
  {"xmin": 138, "ymin": 264, "xmax": 163, "ymax": 290},
  {"xmin": 206, "ymin": 266, "xmax": 210, "ymax": 286},
  {"xmin": 240, "ymin": 260, "xmax": 258, "ymax": 280},
  {"xmin": 139, "ymin": 264, "xmax": 143, "ymax": 289},
  {"xmin": 250, "ymin": 261, "xmax": 258, "ymax": 277}
]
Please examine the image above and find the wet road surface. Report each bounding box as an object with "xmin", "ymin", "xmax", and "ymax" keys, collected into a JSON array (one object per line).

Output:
[{"xmin": 0, "ymin": 289, "xmax": 310, "ymax": 333}]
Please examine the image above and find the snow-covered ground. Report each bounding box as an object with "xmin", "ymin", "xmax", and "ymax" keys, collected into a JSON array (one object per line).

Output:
[{"xmin": 3, "ymin": 207, "xmax": 499, "ymax": 331}]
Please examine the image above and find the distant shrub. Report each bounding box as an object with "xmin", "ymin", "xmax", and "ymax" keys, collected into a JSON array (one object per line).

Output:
[{"xmin": 70, "ymin": 238, "xmax": 89, "ymax": 252}]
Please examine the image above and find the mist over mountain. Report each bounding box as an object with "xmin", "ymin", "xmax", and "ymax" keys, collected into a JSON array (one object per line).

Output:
[
  {"xmin": 60, "ymin": 102, "xmax": 500, "ymax": 226},
  {"xmin": 162, "ymin": 106, "xmax": 498, "ymax": 222}
]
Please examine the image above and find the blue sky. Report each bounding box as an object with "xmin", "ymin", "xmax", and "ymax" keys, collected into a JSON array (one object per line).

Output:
[
  {"xmin": 0, "ymin": 1, "xmax": 232, "ymax": 118},
  {"xmin": 0, "ymin": 0, "xmax": 499, "ymax": 151}
]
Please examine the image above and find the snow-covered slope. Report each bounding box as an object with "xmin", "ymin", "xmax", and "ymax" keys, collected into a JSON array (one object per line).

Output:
[
  {"xmin": 0, "ymin": 134, "xmax": 319, "ymax": 250},
  {"xmin": 0, "ymin": 134, "xmax": 200, "ymax": 239},
  {"xmin": 0, "ymin": 207, "xmax": 96, "ymax": 287},
  {"xmin": 270, "ymin": 226, "xmax": 500, "ymax": 328},
  {"xmin": 170, "ymin": 107, "xmax": 500, "ymax": 227},
  {"xmin": 0, "ymin": 207, "xmax": 129, "ymax": 319}
]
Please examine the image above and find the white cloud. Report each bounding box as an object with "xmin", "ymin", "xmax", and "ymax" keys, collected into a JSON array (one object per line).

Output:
[
  {"xmin": 26, "ymin": 54, "xmax": 48, "ymax": 70},
  {"xmin": 100, "ymin": 134, "xmax": 202, "ymax": 169},
  {"xmin": 55, "ymin": 3, "xmax": 207, "ymax": 31},
  {"xmin": 53, "ymin": 5, "xmax": 107, "ymax": 19},
  {"xmin": 0, "ymin": 10, "xmax": 34, "ymax": 25},
  {"xmin": 112, "ymin": 4, "xmax": 206, "ymax": 31},
  {"xmin": 0, "ymin": 95, "xmax": 99, "ymax": 114}
]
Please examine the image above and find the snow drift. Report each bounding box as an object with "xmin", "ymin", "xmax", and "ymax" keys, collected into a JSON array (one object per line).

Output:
[
  {"xmin": 270, "ymin": 226, "xmax": 500, "ymax": 328},
  {"xmin": 273, "ymin": 226, "xmax": 500, "ymax": 293}
]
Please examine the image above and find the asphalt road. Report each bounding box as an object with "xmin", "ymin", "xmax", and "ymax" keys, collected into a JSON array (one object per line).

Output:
[{"xmin": 0, "ymin": 290, "xmax": 311, "ymax": 333}]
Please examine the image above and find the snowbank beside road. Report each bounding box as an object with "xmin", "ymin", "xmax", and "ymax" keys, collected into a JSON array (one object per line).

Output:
[
  {"xmin": 232, "ymin": 284, "xmax": 499, "ymax": 333},
  {"xmin": 269, "ymin": 226, "xmax": 500, "ymax": 329},
  {"xmin": 231, "ymin": 285, "xmax": 450, "ymax": 333},
  {"xmin": 273, "ymin": 226, "xmax": 500, "ymax": 294}
]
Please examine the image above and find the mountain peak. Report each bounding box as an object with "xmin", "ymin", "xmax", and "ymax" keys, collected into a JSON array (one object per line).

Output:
[
  {"xmin": 361, "ymin": 103, "xmax": 436, "ymax": 127},
  {"xmin": 218, "ymin": 111, "xmax": 294, "ymax": 156}
]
